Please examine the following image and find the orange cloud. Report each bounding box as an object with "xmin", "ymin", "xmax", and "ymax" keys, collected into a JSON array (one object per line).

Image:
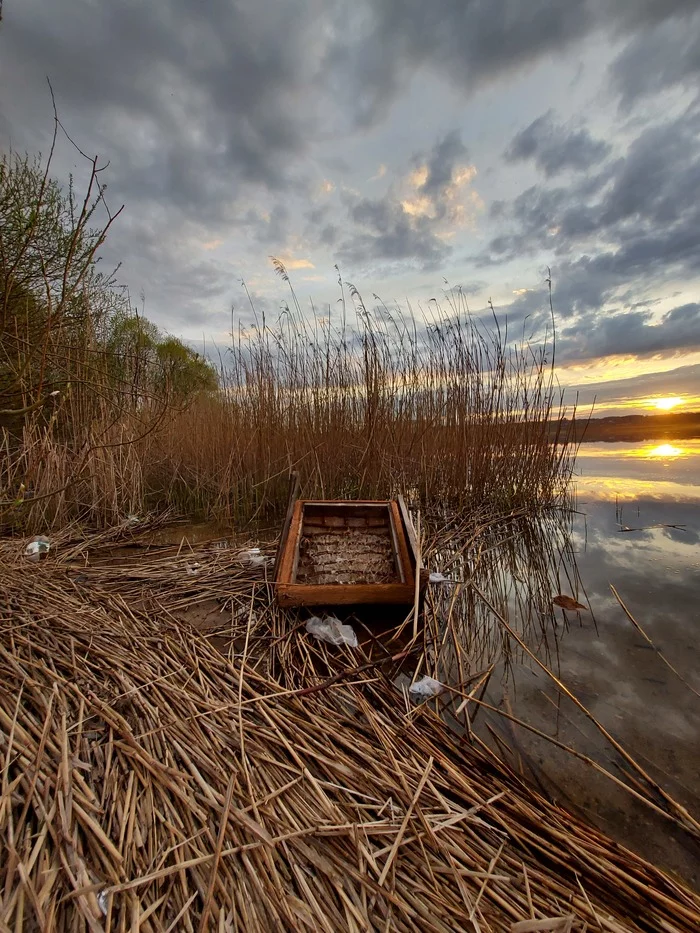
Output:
[{"xmin": 279, "ymin": 257, "xmax": 315, "ymax": 270}]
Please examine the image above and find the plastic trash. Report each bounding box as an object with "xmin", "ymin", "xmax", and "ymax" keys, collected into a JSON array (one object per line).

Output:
[
  {"xmin": 244, "ymin": 548, "xmax": 269, "ymax": 567},
  {"xmin": 97, "ymin": 890, "xmax": 108, "ymax": 916},
  {"xmin": 305, "ymin": 616, "xmax": 358, "ymax": 648},
  {"xmin": 126, "ymin": 514, "xmax": 141, "ymax": 525},
  {"xmin": 429, "ymin": 572, "xmax": 447, "ymax": 583},
  {"xmin": 409, "ymin": 675, "xmax": 445, "ymax": 698},
  {"xmin": 25, "ymin": 535, "xmax": 50, "ymax": 561}
]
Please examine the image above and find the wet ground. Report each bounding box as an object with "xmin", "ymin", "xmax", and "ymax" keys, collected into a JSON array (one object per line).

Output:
[{"xmin": 479, "ymin": 437, "xmax": 700, "ymax": 889}]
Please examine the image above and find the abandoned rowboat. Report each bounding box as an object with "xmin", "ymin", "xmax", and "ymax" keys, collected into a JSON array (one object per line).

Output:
[{"xmin": 275, "ymin": 498, "xmax": 421, "ymax": 608}]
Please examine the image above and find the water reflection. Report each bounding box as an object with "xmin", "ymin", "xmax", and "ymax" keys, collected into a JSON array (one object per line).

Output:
[
  {"xmin": 575, "ymin": 437, "xmax": 700, "ymax": 499},
  {"xmin": 643, "ymin": 443, "xmax": 684, "ymax": 458},
  {"xmin": 448, "ymin": 438, "xmax": 700, "ymax": 889},
  {"xmin": 426, "ymin": 507, "xmax": 583, "ymax": 680}
]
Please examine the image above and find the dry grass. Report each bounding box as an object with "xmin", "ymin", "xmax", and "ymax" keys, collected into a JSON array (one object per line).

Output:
[
  {"xmin": 1, "ymin": 528, "xmax": 699, "ymax": 931},
  {"xmin": 3, "ymin": 280, "xmax": 579, "ymax": 533}
]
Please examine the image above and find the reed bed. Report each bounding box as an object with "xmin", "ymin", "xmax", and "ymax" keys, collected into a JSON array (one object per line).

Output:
[
  {"xmin": 3, "ymin": 277, "xmax": 580, "ymax": 533},
  {"xmin": 2, "ymin": 532, "xmax": 699, "ymax": 932},
  {"xmin": 134, "ymin": 285, "xmax": 578, "ymax": 525}
]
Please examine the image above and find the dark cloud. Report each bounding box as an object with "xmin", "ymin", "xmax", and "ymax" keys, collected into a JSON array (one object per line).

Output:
[
  {"xmin": 505, "ymin": 112, "xmax": 611, "ymax": 176},
  {"xmin": 1, "ymin": 0, "xmax": 326, "ymax": 225},
  {"xmin": 327, "ymin": 0, "xmax": 698, "ymax": 126},
  {"xmin": 3, "ymin": 0, "xmax": 700, "ymax": 359},
  {"xmin": 103, "ymin": 215, "xmax": 233, "ymax": 329},
  {"xmin": 557, "ymin": 303, "xmax": 700, "ymax": 363},
  {"xmin": 482, "ymin": 109, "xmax": 700, "ymax": 318},
  {"xmin": 337, "ymin": 196, "xmax": 451, "ymax": 270},
  {"xmin": 239, "ymin": 205, "xmax": 291, "ymax": 248},
  {"xmin": 333, "ymin": 131, "xmax": 474, "ymax": 271},
  {"xmin": 610, "ymin": 12, "xmax": 700, "ymax": 105},
  {"xmin": 417, "ymin": 130, "xmax": 468, "ymax": 200}
]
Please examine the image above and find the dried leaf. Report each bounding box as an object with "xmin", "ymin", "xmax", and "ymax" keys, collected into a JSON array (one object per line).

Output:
[{"xmin": 552, "ymin": 595, "xmax": 587, "ymax": 611}]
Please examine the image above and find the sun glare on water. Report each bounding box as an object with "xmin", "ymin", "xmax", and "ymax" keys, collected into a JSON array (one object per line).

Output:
[
  {"xmin": 648, "ymin": 443, "xmax": 683, "ymax": 458},
  {"xmin": 653, "ymin": 397, "xmax": 683, "ymax": 411}
]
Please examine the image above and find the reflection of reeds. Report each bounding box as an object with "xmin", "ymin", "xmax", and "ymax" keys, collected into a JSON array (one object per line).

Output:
[
  {"xmin": 2, "ymin": 535, "xmax": 699, "ymax": 931},
  {"xmin": 420, "ymin": 504, "xmax": 584, "ymax": 683}
]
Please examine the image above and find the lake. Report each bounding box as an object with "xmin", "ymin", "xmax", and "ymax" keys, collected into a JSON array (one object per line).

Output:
[{"xmin": 478, "ymin": 437, "xmax": 700, "ymax": 888}]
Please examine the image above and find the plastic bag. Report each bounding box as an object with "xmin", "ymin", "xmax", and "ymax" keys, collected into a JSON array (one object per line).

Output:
[
  {"xmin": 25, "ymin": 536, "xmax": 50, "ymax": 561},
  {"xmin": 97, "ymin": 890, "xmax": 108, "ymax": 916},
  {"xmin": 244, "ymin": 547, "xmax": 269, "ymax": 567},
  {"xmin": 429, "ymin": 572, "xmax": 447, "ymax": 583},
  {"xmin": 305, "ymin": 616, "xmax": 358, "ymax": 648},
  {"xmin": 409, "ymin": 675, "xmax": 444, "ymax": 698}
]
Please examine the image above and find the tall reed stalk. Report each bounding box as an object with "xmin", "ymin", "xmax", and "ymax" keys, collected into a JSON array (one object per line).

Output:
[
  {"xmin": 3, "ymin": 269, "xmax": 579, "ymax": 531},
  {"xmin": 128, "ymin": 274, "xmax": 578, "ymax": 526}
]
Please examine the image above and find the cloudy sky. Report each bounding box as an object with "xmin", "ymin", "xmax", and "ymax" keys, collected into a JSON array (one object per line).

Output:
[{"xmin": 2, "ymin": 0, "xmax": 699, "ymax": 414}]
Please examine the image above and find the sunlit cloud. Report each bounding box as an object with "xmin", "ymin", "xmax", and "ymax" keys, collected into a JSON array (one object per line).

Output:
[
  {"xmin": 202, "ymin": 238, "xmax": 223, "ymax": 251},
  {"xmin": 401, "ymin": 195, "xmax": 434, "ymax": 217},
  {"xmin": 401, "ymin": 162, "xmax": 482, "ymax": 226},
  {"xmin": 409, "ymin": 165, "xmax": 429, "ymax": 189},
  {"xmin": 279, "ymin": 257, "xmax": 315, "ymax": 270}
]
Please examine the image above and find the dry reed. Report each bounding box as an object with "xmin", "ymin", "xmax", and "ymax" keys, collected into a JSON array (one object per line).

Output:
[
  {"xmin": 3, "ymin": 279, "xmax": 579, "ymax": 533},
  {"xmin": 1, "ymin": 530, "xmax": 698, "ymax": 932}
]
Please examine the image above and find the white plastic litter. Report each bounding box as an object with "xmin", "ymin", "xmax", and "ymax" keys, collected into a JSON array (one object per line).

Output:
[
  {"xmin": 97, "ymin": 890, "xmax": 108, "ymax": 916},
  {"xmin": 245, "ymin": 548, "xmax": 269, "ymax": 567},
  {"xmin": 25, "ymin": 535, "xmax": 50, "ymax": 561},
  {"xmin": 305, "ymin": 616, "xmax": 358, "ymax": 648},
  {"xmin": 429, "ymin": 572, "xmax": 447, "ymax": 583},
  {"xmin": 409, "ymin": 675, "xmax": 444, "ymax": 698},
  {"xmin": 126, "ymin": 513, "xmax": 141, "ymax": 525}
]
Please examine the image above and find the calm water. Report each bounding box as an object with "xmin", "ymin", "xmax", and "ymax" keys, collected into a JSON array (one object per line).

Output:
[{"xmin": 481, "ymin": 437, "xmax": 700, "ymax": 888}]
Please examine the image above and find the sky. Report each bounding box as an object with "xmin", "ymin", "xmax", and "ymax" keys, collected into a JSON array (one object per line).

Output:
[{"xmin": 1, "ymin": 0, "xmax": 699, "ymax": 416}]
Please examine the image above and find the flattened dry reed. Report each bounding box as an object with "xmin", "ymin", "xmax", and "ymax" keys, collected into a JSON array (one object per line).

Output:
[{"xmin": 1, "ymin": 541, "xmax": 699, "ymax": 932}]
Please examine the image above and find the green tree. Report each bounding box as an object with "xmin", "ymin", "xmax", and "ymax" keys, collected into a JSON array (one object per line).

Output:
[
  {"xmin": 0, "ymin": 150, "xmax": 120, "ymax": 417},
  {"xmin": 156, "ymin": 336, "xmax": 218, "ymax": 400}
]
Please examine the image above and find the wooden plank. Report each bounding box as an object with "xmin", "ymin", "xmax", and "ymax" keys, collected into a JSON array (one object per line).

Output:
[
  {"xmin": 386, "ymin": 503, "xmax": 406, "ymax": 584},
  {"xmin": 276, "ymin": 500, "xmax": 303, "ymax": 585},
  {"xmin": 390, "ymin": 501, "xmax": 413, "ymax": 587},
  {"xmin": 276, "ymin": 582, "xmax": 416, "ymax": 608},
  {"xmin": 301, "ymin": 500, "xmax": 389, "ymax": 506},
  {"xmin": 273, "ymin": 472, "xmax": 300, "ymax": 580},
  {"xmin": 290, "ymin": 501, "xmax": 305, "ymax": 582},
  {"xmin": 397, "ymin": 495, "xmax": 419, "ymax": 568}
]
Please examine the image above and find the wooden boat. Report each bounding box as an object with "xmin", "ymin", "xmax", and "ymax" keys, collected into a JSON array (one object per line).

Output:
[{"xmin": 275, "ymin": 496, "xmax": 420, "ymax": 608}]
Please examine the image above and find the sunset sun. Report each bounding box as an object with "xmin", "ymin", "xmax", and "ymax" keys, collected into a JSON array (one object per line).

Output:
[{"xmin": 653, "ymin": 397, "xmax": 683, "ymax": 411}]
